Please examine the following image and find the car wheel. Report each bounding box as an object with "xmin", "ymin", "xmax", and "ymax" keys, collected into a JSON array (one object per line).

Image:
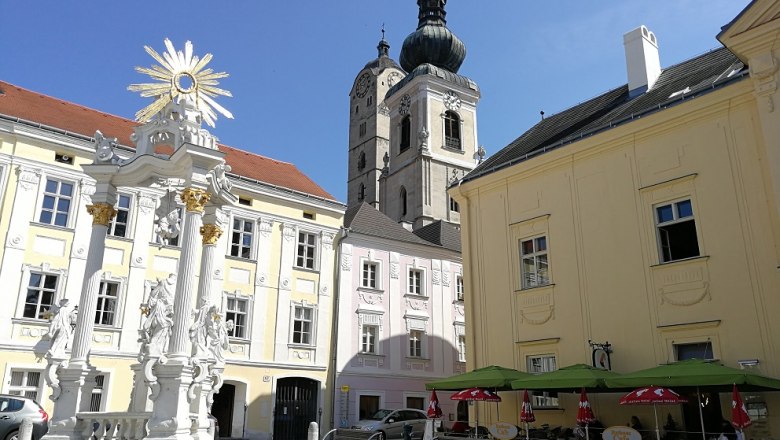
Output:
[
  {"xmin": 5, "ymin": 430, "xmax": 18, "ymax": 440},
  {"xmin": 377, "ymin": 431, "xmax": 386, "ymax": 440}
]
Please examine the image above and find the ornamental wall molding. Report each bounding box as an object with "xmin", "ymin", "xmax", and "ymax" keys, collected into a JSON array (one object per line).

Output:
[
  {"xmin": 282, "ymin": 224, "xmax": 296, "ymax": 242},
  {"xmin": 321, "ymin": 232, "xmax": 335, "ymax": 251},
  {"xmin": 16, "ymin": 167, "xmax": 41, "ymax": 191},
  {"xmin": 257, "ymin": 218, "xmax": 274, "ymax": 238},
  {"xmin": 138, "ymin": 193, "xmax": 158, "ymax": 214},
  {"xmin": 749, "ymin": 52, "xmax": 778, "ymax": 112}
]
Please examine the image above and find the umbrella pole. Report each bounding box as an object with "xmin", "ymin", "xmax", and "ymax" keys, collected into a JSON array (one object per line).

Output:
[
  {"xmin": 653, "ymin": 404, "xmax": 661, "ymax": 440},
  {"xmin": 586, "ymin": 425, "xmax": 590, "ymax": 440},
  {"xmin": 697, "ymin": 387, "xmax": 706, "ymax": 440},
  {"xmin": 525, "ymin": 423, "xmax": 529, "ymax": 440}
]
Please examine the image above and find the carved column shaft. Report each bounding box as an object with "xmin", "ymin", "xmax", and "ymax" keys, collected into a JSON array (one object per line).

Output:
[
  {"xmin": 197, "ymin": 224, "xmax": 222, "ymax": 305},
  {"xmin": 71, "ymin": 203, "xmax": 116, "ymax": 362},
  {"xmin": 169, "ymin": 189, "xmax": 209, "ymax": 359}
]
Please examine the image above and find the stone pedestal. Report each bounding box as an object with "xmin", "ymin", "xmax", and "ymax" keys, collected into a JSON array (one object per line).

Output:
[
  {"xmin": 190, "ymin": 360, "xmax": 216, "ymax": 440},
  {"xmin": 128, "ymin": 363, "xmax": 154, "ymax": 412},
  {"xmin": 44, "ymin": 362, "xmax": 97, "ymax": 440},
  {"xmin": 146, "ymin": 361, "xmax": 195, "ymax": 440}
]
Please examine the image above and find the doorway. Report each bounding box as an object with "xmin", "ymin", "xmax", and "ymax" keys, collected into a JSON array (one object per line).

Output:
[
  {"xmin": 682, "ymin": 390, "xmax": 723, "ymax": 437},
  {"xmin": 211, "ymin": 383, "xmax": 235, "ymax": 438},
  {"xmin": 274, "ymin": 377, "xmax": 319, "ymax": 440}
]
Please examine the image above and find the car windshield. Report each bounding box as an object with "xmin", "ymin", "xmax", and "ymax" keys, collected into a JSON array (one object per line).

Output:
[{"xmin": 368, "ymin": 409, "xmax": 394, "ymax": 420}]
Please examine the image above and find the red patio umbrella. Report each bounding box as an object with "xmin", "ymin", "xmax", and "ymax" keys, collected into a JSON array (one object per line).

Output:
[
  {"xmin": 731, "ymin": 384, "xmax": 751, "ymax": 435},
  {"xmin": 451, "ymin": 388, "xmax": 501, "ymax": 436},
  {"xmin": 577, "ymin": 388, "xmax": 596, "ymax": 440},
  {"xmin": 519, "ymin": 390, "xmax": 535, "ymax": 440},
  {"xmin": 621, "ymin": 387, "xmax": 687, "ymax": 440},
  {"xmin": 428, "ymin": 390, "xmax": 443, "ymax": 418}
]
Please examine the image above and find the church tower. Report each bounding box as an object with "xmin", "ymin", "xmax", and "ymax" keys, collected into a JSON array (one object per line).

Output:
[{"xmin": 348, "ymin": 0, "xmax": 481, "ymax": 230}]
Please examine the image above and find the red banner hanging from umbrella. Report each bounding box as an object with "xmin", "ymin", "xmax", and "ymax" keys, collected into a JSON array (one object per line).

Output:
[
  {"xmin": 450, "ymin": 387, "xmax": 501, "ymax": 402},
  {"xmin": 428, "ymin": 390, "xmax": 443, "ymax": 418},
  {"xmin": 731, "ymin": 384, "xmax": 752, "ymax": 430},
  {"xmin": 577, "ymin": 388, "xmax": 596, "ymax": 425},
  {"xmin": 520, "ymin": 390, "xmax": 535, "ymax": 422}
]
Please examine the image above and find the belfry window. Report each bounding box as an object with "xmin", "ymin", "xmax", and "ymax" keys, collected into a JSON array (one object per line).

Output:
[
  {"xmin": 358, "ymin": 183, "xmax": 366, "ymax": 202},
  {"xmin": 357, "ymin": 151, "xmax": 366, "ymax": 171},
  {"xmin": 444, "ymin": 111, "xmax": 461, "ymax": 150},
  {"xmin": 400, "ymin": 116, "xmax": 411, "ymax": 152},
  {"xmin": 400, "ymin": 186, "xmax": 407, "ymax": 218}
]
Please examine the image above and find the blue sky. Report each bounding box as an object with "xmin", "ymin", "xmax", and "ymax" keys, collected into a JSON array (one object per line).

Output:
[{"xmin": 2, "ymin": 1, "xmax": 748, "ymax": 202}]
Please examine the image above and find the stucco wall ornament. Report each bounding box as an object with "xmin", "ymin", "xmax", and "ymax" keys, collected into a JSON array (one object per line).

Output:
[
  {"xmin": 321, "ymin": 232, "xmax": 335, "ymax": 251},
  {"xmin": 16, "ymin": 167, "xmax": 41, "ymax": 191}
]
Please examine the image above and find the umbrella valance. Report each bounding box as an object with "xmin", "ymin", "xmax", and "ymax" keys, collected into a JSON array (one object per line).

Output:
[
  {"xmin": 604, "ymin": 359, "xmax": 780, "ymax": 390},
  {"xmin": 425, "ymin": 365, "xmax": 532, "ymax": 391},
  {"xmin": 510, "ymin": 363, "xmax": 622, "ymax": 390}
]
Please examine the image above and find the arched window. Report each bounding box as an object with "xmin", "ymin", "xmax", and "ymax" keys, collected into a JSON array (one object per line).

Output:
[
  {"xmin": 367, "ymin": 96, "xmax": 373, "ymax": 106},
  {"xmin": 400, "ymin": 116, "xmax": 411, "ymax": 152},
  {"xmin": 444, "ymin": 111, "xmax": 461, "ymax": 149},
  {"xmin": 358, "ymin": 183, "xmax": 366, "ymax": 202},
  {"xmin": 357, "ymin": 151, "xmax": 366, "ymax": 171},
  {"xmin": 400, "ymin": 186, "xmax": 407, "ymax": 218}
]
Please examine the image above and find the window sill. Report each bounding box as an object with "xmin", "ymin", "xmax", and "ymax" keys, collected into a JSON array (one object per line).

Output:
[
  {"xmin": 229, "ymin": 337, "xmax": 250, "ymax": 344},
  {"xmin": 358, "ymin": 287, "xmax": 385, "ymax": 294},
  {"xmin": 93, "ymin": 325, "xmax": 122, "ymax": 333},
  {"xmin": 358, "ymin": 352, "xmax": 385, "ymax": 358},
  {"xmin": 406, "ymin": 356, "xmax": 430, "ymax": 361},
  {"xmin": 11, "ymin": 318, "xmax": 48, "ymax": 326},
  {"xmin": 651, "ymin": 255, "xmax": 709, "ymax": 267},
  {"xmin": 225, "ymin": 255, "xmax": 257, "ymax": 264},
  {"xmin": 149, "ymin": 242, "xmax": 182, "ymax": 250},
  {"xmin": 288, "ymin": 343, "xmax": 315, "ymax": 349},
  {"xmin": 293, "ymin": 266, "xmax": 320, "ymax": 275},
  {"xmin": 452, "ymin": 299, "xmax": 464, "ymax": 305},
  {"xmin": 441, "ymin": 146, "xmax": 465, "ymax": 155},
  {"xmin": 404, "ymin": 293, "xmax": 429, "ymax": 300},
  {"xmin": 29, "ymin": 222, "xmax": 75, "ymax": 233},
  {"xmin": 515, "ymin": 283, "xmax": 555, "ymax": 293},
  {"xmin": 106, "ymin": 235, "xmax": 134, "ymax": 243}
]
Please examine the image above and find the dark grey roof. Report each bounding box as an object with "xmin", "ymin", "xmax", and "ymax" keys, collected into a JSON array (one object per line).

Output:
[
  {"xmin": 363, "ymin": 54, "xmax": 403, "ymax": 72},
  {"xmin": 412, "ymin": 220, "xmax": 462, "ymax": 252},
  {"xmin": 387, "ymin": 63, "xmax": 479, "ymax": 99},
  {"xmin": 462, "ymin": 47, "xmax": 748, "ymax": 184},
  {"xmin": 344, "ymin": 203, "xmax": 434, "ymax": 247}
]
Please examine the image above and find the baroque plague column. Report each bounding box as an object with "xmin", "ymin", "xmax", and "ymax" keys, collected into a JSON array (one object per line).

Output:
[{"xmin": 42, "ymin": 39, "xmax": 237, "ymax": 440}]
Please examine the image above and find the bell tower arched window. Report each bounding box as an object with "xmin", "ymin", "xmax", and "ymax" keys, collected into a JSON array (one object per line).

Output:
[
  {"xmin": 358, "ymin": 183, "xmax": 366, "ymax": 202},
  {"xmin": 400, "ymin": 186, "xmax": 408, "ymax": 218},
  {"xmin": 400, "ymin": 116, "xmax": 411, "ymax": 153},
  {"xmin": 444, "ymin": 111, "xmax": 461, "ymax": 150},
  {"xmin": 357, "ymin": 151, "xmax": 366, "ymax": 171}
]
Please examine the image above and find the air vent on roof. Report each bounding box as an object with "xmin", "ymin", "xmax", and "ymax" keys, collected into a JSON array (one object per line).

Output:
[
  {"xmin": 54, "ymin": 153, "xmax": 74, "ymax": 165},
  {"xmin": 238, "ymin": 197, "xmax": 251, "ymax": 206},
  {"xmin": 668, "ymin": 87, "xmax": 691, "ymax": 99}
]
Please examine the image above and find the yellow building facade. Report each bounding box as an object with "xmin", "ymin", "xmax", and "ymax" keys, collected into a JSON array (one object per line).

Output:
[
  {"xmin": 452, "ymin": 1, "xmax": 780, "ymax": 438},
  {"xmin": 0, "ymin": 81, "xmax": 344, "ymax": 440}
]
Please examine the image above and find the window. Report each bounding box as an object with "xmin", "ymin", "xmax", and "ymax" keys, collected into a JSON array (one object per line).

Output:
[
  {"xmin": 108, "ymin": 194, "xmax": 131, "ymax": 238},
  {"xmin": 95, "ymin": 281, "xmax": 119, "ymax": 326},
  {"xmin": 358, "ymin": 183, "xmax": 366, "ymax": 202},
  {"xmin": 357, "ymin": 152, "xmax": 366, "ymax": 171},
  {"xmin": 520, "ymin": 236, "xmax": 549, "ymax": 289},
  {"xmin": 24, "ymin": 272, "xmax": 58, "ymax": 319},
  {"xmin": 39, "ymin": 179, "xmax": 73, "ymax": 227},
  {"xmin": 444, "ymin": 111, "xmax": 461, "ymax": 149},
  {"xmin": 406, "ymin": 397, "xmax": 425, "ymax": 410},
  {"xmin": 408, "ymin": 269, "xmax": 424, "ymax": 296},
  {"xmin": 367, "ymin": 96, "xmax": 373, "ymax": 107},
  {"xmin": 457, "ymin": 335, "xmax": 466, "ymax": 362},
  {"xmin": 656, "ymin": 199, "xmax": 699, "ymax": 262},
  {"xmin": 408, "ymin": 330, "xmax": 424, "ymax": 357},
  {"xmin": 400, "ymin": 116, "xmax": 411, "ymax": 152},
  {"xmin": 7, "ymin": 370, "xmax": 41, "ymax": 401},
  {"xmin": 527, "ymin": 355, "xmax": 558, "ymax": 407},
  {"xmin": 238, "ymin": 197, "xmax": 252, "ymax": 206},
  {"xmin": 292, "ymin": 305, "xmax": 314, "ymax": 345},
  {"xmin": 456, "ymin": 276, "xmax": 464, "ymax": 301},
  {"xmin": 675, "ymin": 342, "xmax": 714, "ymax": 360},
  {"xmin": 359, "ymin": 122, "xmax": 367, "ymax": 138},
  {"xmin": 400, "ymin": 187, "xmax": 407, "ymax": 218},
  {"xmin": 54, "ymin": 153, "xmax": 74, "ymax": 165},
  {"xmin": 362, "ymin": 262, "xmax": 378, "ymax": 289},
  {"xmin": 449, "ymin": 197, "xmax": 460, "ymax": 213},
  {"xmin": 89, "ymin": 375, "xmax": 106, "ymax": 411},
  {"xmin": 361, "ymin": 324, "xmax": 378, "ymax": 354},
  {"xmin": 0, "ymin": 397, "xmax": 24, "ymax": 413},
  {"xmin": 359, "ymin": 395, "xmax": 380, "ymax": 420},
  {"xmin": 296, "ymin": 232, "xmax": 318, "ymax": 270},
  {"xmin": 226, "ymin": 296, "xmax": 249, "ymax": 339},
  {"xmin": 230, "ymin": 217, "xmax": 253, "ymax": 259}
]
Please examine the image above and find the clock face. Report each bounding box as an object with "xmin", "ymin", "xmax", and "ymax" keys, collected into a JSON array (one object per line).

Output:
[{"xmin": 356, "ymin": 73, "xmax": 371, "ymax": 98}]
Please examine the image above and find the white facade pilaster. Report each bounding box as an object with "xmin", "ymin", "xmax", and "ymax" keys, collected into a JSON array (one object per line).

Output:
[
  {"xmin": 315, "ymin": 231, "xmax": 336, "ymax": 365},
  {"xmin": 273, "ymin": 222, "xmax": 296, "ymax": 362},
  {"xmin": 63, "ymin": 180, "xmax": 96, "ymax": 303},
  {"xmin": 250, "ymin": 217, "xmax": 274, "ymax": 361}
]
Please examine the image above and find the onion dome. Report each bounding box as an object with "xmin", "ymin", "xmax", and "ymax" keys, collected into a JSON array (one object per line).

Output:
[{"xmin": 399, "ymin": 0, "xmax": 466, "ymax": 73}]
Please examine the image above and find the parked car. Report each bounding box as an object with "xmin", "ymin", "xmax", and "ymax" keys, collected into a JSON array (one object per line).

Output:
[
  {"xmin": 0, "ymin": 395, "xmax": 48, "ymax": 440},
  {"xmin": 351, "ymin": 409, "xmax": 428, "ymax": 440}
]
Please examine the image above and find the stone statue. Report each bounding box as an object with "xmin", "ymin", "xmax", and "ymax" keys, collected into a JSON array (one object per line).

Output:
[
  {"xmin": 189, "ymin": 297, "xmax": 211, "ymax": 358},
  {"xmin": 419, "ymin": 126, "xmax": 430, "ymax": 152},
  {"xmin": 207, "ymin": 310, "xmax": 234, "ymax": 366},
  {"xmin": 155, "ymin": 208, "xmax": 181, "ymax": 246},
  {"xmin": 47, "ymin": 299, "xmax": 77, "ymax": 357},
  {"xmin": 140, "ymin": 274, "xmax": 176, "ymax": 357},
  {"xmin": 207, "ymin": 163, "xmax": 233, "ymax": 198},
  {"xmin": 94, "ymin": 130, "xmax": 121, "ymax": 164}
]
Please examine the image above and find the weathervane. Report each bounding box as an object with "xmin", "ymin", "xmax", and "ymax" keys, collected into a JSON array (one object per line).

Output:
[{"xmin": 128, "ymin": 38, "xmax": 233, "ymax": 128}]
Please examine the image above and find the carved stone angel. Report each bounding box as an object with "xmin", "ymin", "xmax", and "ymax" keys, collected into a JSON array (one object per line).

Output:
[
  {"xmin": 139, "ymin": 275, "xmax": 176, "ymax": 357},
  {"xmin": 189, "ymin": 297, "xmax": 211, "ymax": 359},
  {"xmin": 207, "ymin": 163, "xmax": 233, "ymax": 197},
  {"xmin": 94, "ymin": 130, "xmax": 121, "ymax": 164},
  {"xmin": 155, "ymin": 209, "xmax": 181, "ymax": 246},
  {"xmin": 207, "ymin": 310, "xmax": 234, "ymax": 366},
  {"xmin": 47, "ymin": 298, "xmax": 78, "ymax": 358}
]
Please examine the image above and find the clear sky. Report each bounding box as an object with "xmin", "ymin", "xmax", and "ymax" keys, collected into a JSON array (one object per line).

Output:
[{"xmin": 2, "ymin": 1, "xmax": 748, "ymax": 202}]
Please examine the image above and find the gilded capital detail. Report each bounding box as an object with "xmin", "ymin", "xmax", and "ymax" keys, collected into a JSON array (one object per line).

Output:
[
  {"xmin": 180, "ymin": 188, "xmax": 211, "ymax": 213},
  {"xmin": 86, "ymin": 203, "xmax": 117, "ymax": 226},
  {"xmin": 200, "ymin": 224, "xmax": 223, "ymax": 245}
]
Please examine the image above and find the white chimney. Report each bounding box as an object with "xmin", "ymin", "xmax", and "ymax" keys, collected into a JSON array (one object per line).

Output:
[{"xmin": 623, "ymin": 25, "xmax": 661, "ymax": 97}]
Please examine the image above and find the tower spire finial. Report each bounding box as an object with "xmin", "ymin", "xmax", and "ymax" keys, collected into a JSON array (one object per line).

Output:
[
  {"xmin": 377, "ymin": 22, "xmax": 390, "ymax": 58},
  {"xmin": 381, "ymin": 23, "xmax": 385, "ymax": 41}
]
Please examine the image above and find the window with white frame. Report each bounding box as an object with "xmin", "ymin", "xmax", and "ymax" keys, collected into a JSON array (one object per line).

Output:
[
  {"xmin": 23, "ymin": 272, "xmax": 58, "ymax": 319},
  {"xmin": 95, "ymin": 281, "xmax": 119, "ymax": 326},
  {"xmin": 225, "ymin": 296, "xmax": 249, "ymax": 339},
  {"xmin": 361, "ymin": 324, "xmax": 378, "ymax": 354},
  {"xmin": 408, "ymin": 329, "xmax": 424, "ymax": 358},
  {"xmin": 108, "ymin": 194, "xmax": 132, "ymax": 238},
  {"xmin": 457, "ymin": 334, "xmax": 466, "ymax": 362},
  {"xmin": 38, "ymin": 178, "xmax": 74, "ymax": 227},
  {"xmin": 292, "ymin": 305, "xmax": 314, "ymax": 345},
  {"xmin": 656, "ymin": 199, "xmax": 700, "ymax": 263},
  {"xmin": 362, "ymin": 262, "xmax": 378, "ymax": 289},
  {"xmin": 89, "ymin": 374, "xmax": 106, "ymax": 411},
  {"xmin": 527, "ymin": 354, "xmax": 558, "ymax": 407},
  {"xmin": 456, "ymin": 276, "xmax": 464, "ymax": 301},
  {"xmin": 520, "ymin": 236, "xmax": 549, "ymax": 289},
  {"xmin": 408, "ymin": 269, "xmax": 424, "ymax": 296},
  {"xmin": 7, "ymin": 370, "xmax": 42, "ymax": 401},
  {"xmin": 230, "ymin": 217, "xmax": 254, "ymax": 259},
  {"xmin": 675, "ymin": 341, "xmax": 714, "ymax": 361},
  {"xmin": 296, "ymin": 231, "xmax": 318, "ymax": 270}
]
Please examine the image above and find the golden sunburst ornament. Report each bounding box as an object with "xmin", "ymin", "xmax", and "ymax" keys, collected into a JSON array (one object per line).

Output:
[{"xmin": 128, "ymin": 38, "xmax": 233, "ymax": 128}]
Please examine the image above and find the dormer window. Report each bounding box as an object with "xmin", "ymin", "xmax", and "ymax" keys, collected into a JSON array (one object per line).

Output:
[{"xmin": 444, "ymin": 111, "xmax": 461, "ymax": 150}]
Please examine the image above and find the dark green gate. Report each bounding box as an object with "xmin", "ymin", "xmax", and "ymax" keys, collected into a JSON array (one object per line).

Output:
[{"xmin": 273, "ymin": 377, "xmax": 318, "ymax": 440}]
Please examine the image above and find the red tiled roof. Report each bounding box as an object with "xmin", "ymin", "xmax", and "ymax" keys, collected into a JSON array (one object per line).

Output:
[{"xmin": 0, "ymin": 80, "xmax": 336, "ymax": 201}]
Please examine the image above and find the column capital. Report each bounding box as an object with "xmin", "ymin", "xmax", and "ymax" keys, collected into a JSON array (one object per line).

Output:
[
  {"xmin": 181, "ymin": 188, "xmax": 211, "ymax": 213},
  {"xmin": 86, "ymin": 203, "xmax": 117, "ymax": 226},
  {"xmin": 200, "ymin": 224, "xmax": 223, "ymax": 245}
]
